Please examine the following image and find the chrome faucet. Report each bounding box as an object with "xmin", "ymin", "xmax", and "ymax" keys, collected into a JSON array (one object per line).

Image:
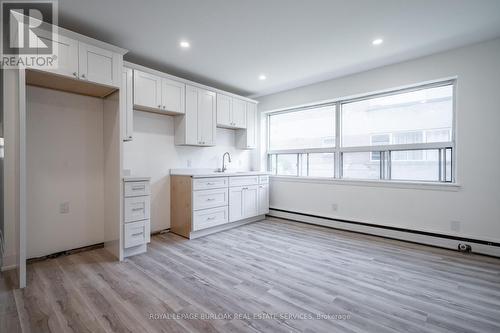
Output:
[{"xmin": 222, "ymin": 152, "xmax": 232, "ymax": 172}]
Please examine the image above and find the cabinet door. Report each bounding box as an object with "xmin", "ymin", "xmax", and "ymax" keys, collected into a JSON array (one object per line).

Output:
[
  {"xmin": 121, "ymin": 67, "xmax": 133, "ymax": 141},
  {"xmin": 78, "ymin": 42, "xmax": 121, "ymax": 87},
  {"xmin": 197, "ymin": 88, "xmax": 216, "ymax": 146},
  {"xmin": 183, "ymin": 85, "xmax": 199, "ymax": 145},
  {"xmin": 36, "ymin": 32, "xmax": 78, "ymax": 78},
  {"xmin": 242, "ymin": 185, "xmax": 259, "ymax": 218},
  {"xmin": 161, "ymin": 78, "xmax": 185, "ymax": 114},
  {"xmin": 133, "ymin": 70, "xmax": 162, "ymax": 111},
  {"xmin": 232, "ymin": 98, "xmax": 247, "ymax": 129},
  {"xmin": 216, "ymin": 93, "xmax": 232, "ymax": 127},
  {"xmin": 236, "ymin": 102, "xmax": 257, "ymax": 149},
  {"xmin": 245, "ymin": 102, "xmax": 257, "ymax": 148},
  {"xmin": 258, "ymin": 184, "xmax": 269, "ymax": 215},
  {"xmin": 229, "ymin": 187, "xmax": 244, "ymax": 222}
]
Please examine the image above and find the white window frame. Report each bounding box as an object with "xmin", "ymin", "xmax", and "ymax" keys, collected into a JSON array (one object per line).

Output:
[{"xmin": 267, "ymin": 79, "xmax": 457, "ymax": 184}]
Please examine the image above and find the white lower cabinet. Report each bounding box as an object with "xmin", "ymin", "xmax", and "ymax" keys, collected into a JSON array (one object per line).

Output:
[
  {"xmin": 123, "ymin": 177, "xmax": 151, "ymax": 257},
  {"xmin": 229, "ymin": 186, "xmax": 243, "ymax": 222},
  {"xmin": 193, "ymin": 206, "xmax": 228, "ymax": 231},
  {"xmin": 124, "ymin": 220, "xmax": 151, "ymax": 248},
  {"xmin": 229, "ymin": 185, "xmax": 258, "ymax": 222},
  {"xmin": 171, "ymin": 173, "xmax": 270, "ymax": 239},
  {"xmin": 258, "ymin": 184, "xmax": 270, "ymax": 215}
]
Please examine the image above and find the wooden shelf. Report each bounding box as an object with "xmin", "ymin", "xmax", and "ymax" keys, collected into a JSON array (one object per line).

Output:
[{"xmin": 26, "ymin": 69, "xmax": 117, "ymax": 98}]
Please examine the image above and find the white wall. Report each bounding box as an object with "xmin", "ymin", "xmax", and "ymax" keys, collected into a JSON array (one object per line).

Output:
[
  {"xmin": 257, "ymin": 38, "xmax": 500, "ymax": 242},
  {"xmin": 26, "ymin": 86, "xmax": 105, "ymax": 258},
  {"xmin": 123, "ymin": 110, "xmax": 253, "ymax": 232}
]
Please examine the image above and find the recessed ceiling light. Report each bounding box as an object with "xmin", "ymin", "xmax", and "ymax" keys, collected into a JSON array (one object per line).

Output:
[
  {"xmin": 372, "ymin": 38, "xmax": 383, "ymax": 46},
  {"xmin": 180, "ymin": 40, "xmax": 190, "ymax": 48},
  {"xmin": 258, "ymin": 74, "xmax": 267, "ymax": 80}
]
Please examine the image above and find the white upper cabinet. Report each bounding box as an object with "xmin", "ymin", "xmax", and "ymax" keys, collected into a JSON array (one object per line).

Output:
[
  {"xmin": 32, "ymin": 30, "xmax": 123, "ymax": 88},
  {"xmin": 36, "ymin": 31, "xmax": 78, "ymax": 78},
  {"xmin": 198, "ymin": 88, "xmax": 217, "ymax": 145},
  {"xmin": 236, "ymin": 102, "xmax": 257, "ymax": 149},
  {"xmin": 78, "ymin": 42, "xmax": 121, "ymax": 87},
  {"xmin": 162, "ymin": 78, "xmax": 185, "ymax": 114},
  {"xmin": 216, "ymin": 93, "xmax": 232, "ymax": 127},
  {"xmin": 121, "ymin": 67, "xmax": 133, "ymax": 141},
  {"xmin": 133, "ymin": 70, "xmax": 162, "ymax": 110},
  {"xmin": 175, "ymin": 85, "xmax": 216, "ymax": 146},
  {"xmin": 232, "ymin": 98, "xmax": 247, "ymax": 128},
  {"xmin": 133, "ymin": 70, "xmax": 185, "ymax": 115},
  {"xmin": 216, "ymin": 94, "xmax": 247, "ymax": 129}
]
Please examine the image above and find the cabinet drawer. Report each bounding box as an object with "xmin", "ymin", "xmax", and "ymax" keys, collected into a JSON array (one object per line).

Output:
[
  {"xmin": 124, "ymin": 196, "xmax": 151, "ymax": 223},
  {"xmin": 124, "ymin": 181, "xmax": 150, "ymax": 197},
  {"xmin": 193, "ymin": 177, "xmax": 228, "ymax": 190},
  {"xmin": 192, "ymin": 206, "xmax": 228, "ymax": 231},
  {"xmin": 229, "ymin": 176, "xmax": 259, "ymax": 187},
  {"xmin": 193, "ymin": 188, "xmax": 228, "ymax": 210},
  {"xmin": 124, "ymin": 220, "xmax": 148, "ymax": 248},
  {"xmin": 259, "ymin": 175, "xmax": 269, "ymax": 184}
]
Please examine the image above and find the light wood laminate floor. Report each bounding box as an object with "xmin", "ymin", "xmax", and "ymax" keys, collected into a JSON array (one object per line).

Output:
[{"xmin": 2, "ymin": 218, "xmax": 500, "ymax": 333}]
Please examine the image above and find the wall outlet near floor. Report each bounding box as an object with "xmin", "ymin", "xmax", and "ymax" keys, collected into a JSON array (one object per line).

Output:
[
  {"xmin": 331, "ymin": 203, "xmax": 338, "ymax": 212},
  {"xmin": 59, "ymin": 202, "xmax": 70, "ymax": 214},
  {"xmin": 450, "ymin": 220, "xmax": 461, "ymax": 232}
]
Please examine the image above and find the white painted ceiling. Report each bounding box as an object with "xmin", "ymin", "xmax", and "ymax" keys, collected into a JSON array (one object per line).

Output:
[{"xmin": 58, "ymin": 0, "xmax": 500, "ymax": 97}]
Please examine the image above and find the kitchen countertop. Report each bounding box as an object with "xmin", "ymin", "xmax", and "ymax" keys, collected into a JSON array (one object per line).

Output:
[
  {"xmin": 123, "ymin": 176, "xmax": 151, "ymax": 182},
  {"xmin": 170, "ymin": 168, "xmax": 270, "ymax": 178}
]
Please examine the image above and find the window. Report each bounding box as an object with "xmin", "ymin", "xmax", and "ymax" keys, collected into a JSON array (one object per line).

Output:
[
  {"xmin": 370, "ymin": 134, "xmax": 390, "ymax": 161},
  {"xmin": 268, "ymin": 81, "xmax": 455, "ymax": 183},
  {"xmin": 269, "ymin": 105, "xmax": 335, "ymax": 150}
]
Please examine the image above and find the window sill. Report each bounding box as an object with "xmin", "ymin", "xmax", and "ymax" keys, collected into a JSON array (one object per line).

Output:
[{"xmin": 269, "ymin": 175, "xmax": 461, "ymax": 191}]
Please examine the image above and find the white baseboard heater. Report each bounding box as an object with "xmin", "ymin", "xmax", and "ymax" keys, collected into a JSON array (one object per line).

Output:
[{"xmin": 268, "ymin": 208, "xmax": 500, "ymax": 258}]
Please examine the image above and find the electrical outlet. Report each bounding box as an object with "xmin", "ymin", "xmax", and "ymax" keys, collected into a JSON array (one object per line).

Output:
[
  {"xmin": 331, "ymin": 203, "xmax": 338, "ymax": 212},
  {"xmin": 187, "ymin": 159, "xmax": 192, "ymax": 167},
  {"xmin": 450, "ymin": 220, "xmax": 461, "ymax": 232},
  {"xmin": 59, "ymin": 202, "xmax": 69, "ymax": 214}
]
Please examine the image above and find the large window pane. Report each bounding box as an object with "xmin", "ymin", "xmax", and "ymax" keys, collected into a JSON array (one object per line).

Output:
[
  {"xmin": 342, "ymin": 152, "xmax": 380, "ymax": 180},
  {"xmin": 341, "ymin": 85, "xmax": 453, "ymax": 147},
  {"xmin": 308, "ymin": 153, "xmax": 334, "ymax": 177},
  {"xmin": 391, "ymin": 149, "xmax": 439, "ymax": 181},
  {"xmin": 276, "ymin": 154, "xmax": 298, "ymax": 176},
  {"xmin": 269, "ymin": 105, "xmax": 335, "ymax": 150}
]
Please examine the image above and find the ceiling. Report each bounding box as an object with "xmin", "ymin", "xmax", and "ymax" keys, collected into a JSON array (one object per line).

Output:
[{"xmin": 58, "ymin": 0, "xmax": 500, "ymax": 98}]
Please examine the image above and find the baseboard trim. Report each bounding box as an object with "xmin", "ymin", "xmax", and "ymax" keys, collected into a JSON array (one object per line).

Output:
[
  {"xmin": 268, "ymin": 209, "xmax": 500, "ymax": 257},
  {"xmin": 27, "ymin": 242, "xmax": 105, "ymax": 264}
]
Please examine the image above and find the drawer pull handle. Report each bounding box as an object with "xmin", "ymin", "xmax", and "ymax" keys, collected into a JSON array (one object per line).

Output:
[
  {"xmin": 206, "ymin": 182, "xmax": 216, "ymax": 185},
  {"xmin": 131, "ymin": 232, "xmax": 144, "ymax": 237},
  {"xmin": 242, "ymin": 187, "xmax": 248, "ymax": 190},
  {"xmin": 132, "ymin": 207, "xmax": 144, "ymax": 212},
  {"xmin": 206, "ymin": 198, "xmax": 215, "ymax": 201},
  {"xmin": 206, "ymin": 216, "xmax": 216, "ymax": 220},
  {"xmin": 131, "ymin": 185, "xmax": 145, "ymax": 190}
]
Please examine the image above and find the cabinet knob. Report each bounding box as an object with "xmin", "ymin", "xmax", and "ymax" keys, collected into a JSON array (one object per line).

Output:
[
  {"xmin": 73, "ymin": 72, "xmax": 78, "ymax": 77},
  {"xmin": 163, "ymin": 106, "xmax": 166, "ymax": 109},
  {"xmin": 158, "ymin": 105, "xmax": 161, "ymax": 108},
  {"xmin": 81, "ymin": 74, "xmax": 86, "ymax": 79}
]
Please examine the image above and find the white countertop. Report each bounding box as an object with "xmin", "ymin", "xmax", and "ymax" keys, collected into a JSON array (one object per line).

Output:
[
  {"xmin": 170, "ymin": 168, "xmax": 270, "ymax": 178},
  {"xmin": 123, "ymin": 176, "xmax": 151, "ymax": 182}
]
